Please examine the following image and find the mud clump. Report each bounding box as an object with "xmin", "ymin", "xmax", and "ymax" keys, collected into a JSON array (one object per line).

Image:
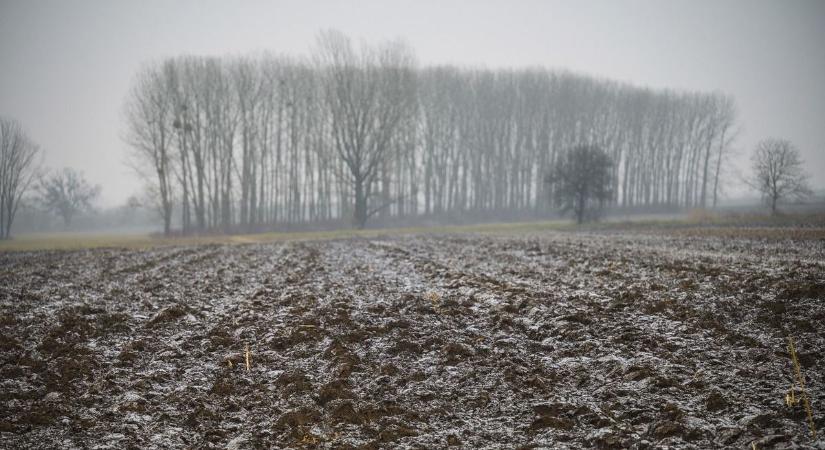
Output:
[
  {"xmin": 650, "ymin": 420, "xmax": 686, "ymax": 439},
  {"xmin": 777, "ymin": 281, "xmax": 825, "ymax": 301},
  {"xmin": 146, "ymin": 304, "xmax": 188, "ymax": 327},
  {"xmin": 316, "ymin": 379, "xmax": 354, "ymax": 405},
  {"xmin": 377, "ymin": 423, "xmax": 418, "ymax": 443},
  {"xmin": 275, "ymin": 407, "xmax": 322, "ymax": 429},
  {"xmin": 705, "ymin": 390, "xmax": 729, "ymax": 412},
  {"xmin": 390, "ymin": 339, "xmax": 422, "ymax": 355},
  {"xmin": 442, "ymin": 341, "xmax": 474, "ymax": 363},
  {"xmin": 276, "ymin": 369, "xmax": 312, "ymax": 393},
  {"xmin": 530, "ymin": 402, "xmax": 579, "ymax": 431},
  {"xmin": 530, "ymin": 415, "xmax": 575, "ymax": 431},
  {"xmin": 327, "ymin": 399, "xmax": 364, "ymax": 424}
]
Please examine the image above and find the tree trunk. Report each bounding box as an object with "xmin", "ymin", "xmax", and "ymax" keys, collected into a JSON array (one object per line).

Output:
[{"xmin": 353, "ymin": 177, "xmax": 368, "ymax": 229}]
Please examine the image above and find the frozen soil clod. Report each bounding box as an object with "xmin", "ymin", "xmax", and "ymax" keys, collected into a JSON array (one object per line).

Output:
[{"xmin": 0, "ymin": 230, "xmax": 823, "ymax": 448}]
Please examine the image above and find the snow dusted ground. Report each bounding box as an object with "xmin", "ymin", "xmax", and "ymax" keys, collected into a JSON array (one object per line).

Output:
[{"xmin": 1, "ymin": 228, "xmax": 823, "ymax": 449}]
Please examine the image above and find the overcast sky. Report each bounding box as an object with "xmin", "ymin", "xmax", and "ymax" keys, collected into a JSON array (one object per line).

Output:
[{"xmin": 1, "ymin": 0, "xmax": 823, "ymax": 206}]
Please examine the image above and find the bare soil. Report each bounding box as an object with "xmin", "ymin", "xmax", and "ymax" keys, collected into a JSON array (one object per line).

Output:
[{"xmin": 1, "ymin": 229, "xmax": 824, "ymax": 449}]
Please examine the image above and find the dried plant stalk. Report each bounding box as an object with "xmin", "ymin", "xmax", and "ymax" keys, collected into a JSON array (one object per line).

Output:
[{"xmin": 788, "ymin": 336, "xmax": 817, "ymax": 439}]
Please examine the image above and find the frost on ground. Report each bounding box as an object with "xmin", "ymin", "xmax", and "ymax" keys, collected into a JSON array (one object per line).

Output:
[{"xmin": 0, "ymin": 229, "xmax": 823, "ymax": 449}]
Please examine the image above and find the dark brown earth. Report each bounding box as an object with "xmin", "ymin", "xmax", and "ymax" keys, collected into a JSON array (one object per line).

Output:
[{"xmin": 1, "ymin": 229, "xmax": 823, "ymax": 449}]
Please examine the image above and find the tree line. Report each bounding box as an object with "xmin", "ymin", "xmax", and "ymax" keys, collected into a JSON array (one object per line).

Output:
[{"xmin": 125, "ymin": 31, "xmax": 737, "ymax": 234}]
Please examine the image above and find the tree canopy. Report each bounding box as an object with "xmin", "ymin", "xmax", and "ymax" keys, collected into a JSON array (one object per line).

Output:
[
  {"xmin": 750, "ymin": 138, "xmax": 811, "ymax": 214},
  {"xmin": 547, "ymin": 145, "xmax": 614, "ymax": 224},
  {"xmin": 37, "ymin": 168, "xmax": 101, "ymax": 226}
]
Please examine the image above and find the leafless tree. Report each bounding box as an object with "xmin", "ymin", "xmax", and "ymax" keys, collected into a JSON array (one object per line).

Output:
[
  {"xmin": 315, "ymin": 30, "xmax": 417, "ymax": 228},
  {"xmin": 0, "ymin": 117, "xmax": 40, "ymax": 239},
  {"xmin": 123, "ymin": 35, "xmax": 738, "ymax": 234},
  {"xmin": 546, "ymin": 145, "xmax": 613, "ymax": 224},
  {"xmin": 750, "ymin": 138, "xmax": 812, "ymax": 214},
  {"xmin": 37, "ymin": 168, "xmax": 101, "ymax": 226},
  {"xmin": 124, "ymin": 64, "xmax": 175, "ymax": 235}
]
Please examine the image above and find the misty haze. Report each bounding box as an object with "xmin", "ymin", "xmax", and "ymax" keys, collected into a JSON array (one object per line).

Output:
[{"xmin": 1, "ymin": 1, "xmax": 823, "ymax": 448}]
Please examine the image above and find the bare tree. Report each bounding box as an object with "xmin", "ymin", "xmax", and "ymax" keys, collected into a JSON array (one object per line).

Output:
[
  {"xmin": 315, "ymin": 30, "xmax": 417, "ymax": 228},
  {"xmin": 0, "ymin": 117, "xmax": 40, "ymax": 239},
  {"xmin": 546, "ymin": 145, "xmax": 613, "ymax": 224},
  {"xmin": 124, "ymin": 64, "xmax": 175, "ymax": 235},
  {"xmin": 750, "ymin": 138, "xmax": 812, "ymax": 215},
  {"xmin": 123, "ymin": 40, "xmax": 738, "ymax": 234},
  {"xmin": 37, "ymin": 168, "xmax": 101, "ymax": 226}
]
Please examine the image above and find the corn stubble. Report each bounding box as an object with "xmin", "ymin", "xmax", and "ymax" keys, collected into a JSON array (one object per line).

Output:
[{"xmin": 786, "ymin": 336, "xmax": 817, "ymax": 440}]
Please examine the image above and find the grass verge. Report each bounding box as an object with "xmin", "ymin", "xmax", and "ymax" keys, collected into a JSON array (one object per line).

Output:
[{"xmin": 1, "ymin": 211, "xmax": 823, "ymax": 252}]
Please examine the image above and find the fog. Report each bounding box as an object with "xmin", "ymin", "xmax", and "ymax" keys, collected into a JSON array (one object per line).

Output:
[
  {"xmin": 3, "ymin": 3, "xmax": 825, "ymax": 446},
  {"xmin": 1, "ymin": 0, "xmax": 824, "ymax": 233}
]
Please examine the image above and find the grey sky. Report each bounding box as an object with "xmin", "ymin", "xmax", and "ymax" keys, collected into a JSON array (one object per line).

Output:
[{"xmin": 1, "ymin": 0, "xmax": 823, "ymax": 206}]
